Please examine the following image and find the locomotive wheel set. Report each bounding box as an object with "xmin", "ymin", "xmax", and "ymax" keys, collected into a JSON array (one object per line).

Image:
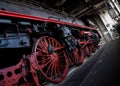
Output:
[{"xmin": 0, "ymin": 10, "xmax": 101, "ymax": 86}]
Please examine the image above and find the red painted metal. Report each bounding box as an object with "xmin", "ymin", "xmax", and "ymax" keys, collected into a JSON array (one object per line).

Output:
[
  {"xmin": 69, "ymin": 48, "xmax": 84, "ymax": 65},
  {"xmin": 65, "ymin": 37, "xmax": 85, "ymax": 66},
  {"xmin": 81, "ymin": 40, "xmax": 98, "ymax": 57},
  {"xmin": 0, "ymin": 58, "xmax": 40, "ymax": 86},
  {"xmin": 32, "ymin": 36, "xmax": 69, "ymax": 82},
  {"xmin": 80, "ymin": 40, "xmax": 93, "ymax": 57},
  {"xmin": 0, "ymin": 9, "xmax": 101, "ymax": 85},
  {"xmin": 0, "ymin": 10, "xmax": 96, "ymax": 30},
  {"xmin": 0, "ymin": 60, "xmax": 24, "ymax": 86},
  {"xmin": 80, "ymin": 41, "xmax": 92, "ymax": 45},
  {"xmin": 84, "ymin": 46, "xmax": 92, "ymax": 57},
  {"xmin": 90, "ymin": 45, "xmax": 97, "ymax": 53}
]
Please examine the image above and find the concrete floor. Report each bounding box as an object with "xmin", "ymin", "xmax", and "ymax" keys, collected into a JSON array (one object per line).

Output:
[{"xmin": 57, "ymin": 38, "xmax": 120, "ymax": 86}]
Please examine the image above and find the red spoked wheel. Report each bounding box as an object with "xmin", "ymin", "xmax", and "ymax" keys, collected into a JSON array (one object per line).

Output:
[
  {"xmin": 90, "ymin": 45, "xmax": 97, "ymax": 53},
  {"xmin": 69, "ymin": 48, "xmax": 84, "ymax": 65},
  {"xmin": 84, "ymin": 45, "xmax": 92, "ymax": 57},
  {"xmin": 33, "ymin": 36, "xmax": 69, "ymax": 83}
]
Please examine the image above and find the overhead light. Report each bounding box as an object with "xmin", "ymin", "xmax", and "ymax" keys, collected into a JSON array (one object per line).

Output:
[{"xmin": 85, "ymin": 0, "xmax": 89, "ymax": 2}]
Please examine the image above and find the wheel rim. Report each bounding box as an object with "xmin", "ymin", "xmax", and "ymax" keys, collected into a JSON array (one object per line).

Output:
[{"xmin": 33, "ymin": 36, "xmax": 69, "ymax": 82}]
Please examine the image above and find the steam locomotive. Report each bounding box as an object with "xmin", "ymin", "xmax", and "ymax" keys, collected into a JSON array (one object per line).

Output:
[{"xmin": 0, "ymin": 10, "xmax": 101, "ymax": 86}]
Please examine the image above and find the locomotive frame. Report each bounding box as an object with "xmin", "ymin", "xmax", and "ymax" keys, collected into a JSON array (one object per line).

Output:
[{"xmin": 0, "ymin": 10, "xmax": 101, "ymax": 86}]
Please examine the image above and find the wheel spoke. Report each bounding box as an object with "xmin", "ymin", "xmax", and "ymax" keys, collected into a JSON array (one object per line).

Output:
[
  {"xmin": 46, "ymin": 62, "xmax": 52, "ymax": 75},
  {"xmin": 36, "ymin": 48, "xmax": 48, "ymax": 54},
  {"xmin": 39, "ymin": 41, "xmax": 48, "ymax": 51},
  {"xmin": 53, "ymin": 63, "xmax": 57, "ymax": 77},
  {"xmin": 50, "ymin": 63, "xmax": 54, "ymax": 77},
  {"xmin": 37, "ymin": 58, "xmax": 50, "ymax": 63},
  {"xmin": 48, "ymin": 37, "xmax": 52, "ymax": 45},
  {"xmin": 56, "ymin": 64, "xmax": 62, "ymax": 77},
  {"xmin": 84, "ymin": 46, "xmax": 91, "ymax": 57},
  {"xmin": 68, "ymin": 48, "xmax": 84, "ymax": 65},
  {"xmin": 40, "ymin": 60, "xmax": 51, "ymax": 69},
  {"xmin": 38, "ymin": 54, "xmax": 51, "ymax": 57},
  {"xmin": 54, "ymin": 46, "xmax": 64, "ymax": 51},
  {"xmin": 58, "ymin": 63, "xmax": 64, "ymax": 74},
  {"xmin": 57, "ymin": 51, "xmax": 63, "ymax": 56},
  {"xmin": 51, "ymin": 38, "xmax": 55, "ymax": 48}
]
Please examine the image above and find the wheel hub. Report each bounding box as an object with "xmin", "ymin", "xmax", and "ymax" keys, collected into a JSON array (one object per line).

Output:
[
  {"xmin": 48, "ymin": 44, "xmax": 54, "ymax": 54},
  {"xmin": 50, "ymin": 53, "xmax": 59, "ymax": 63}
]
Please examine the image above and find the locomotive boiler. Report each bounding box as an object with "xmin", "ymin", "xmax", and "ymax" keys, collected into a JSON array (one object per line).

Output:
[{"xmin": 0, "ymin": 10, "xmax": 101, "ymax": 86}]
